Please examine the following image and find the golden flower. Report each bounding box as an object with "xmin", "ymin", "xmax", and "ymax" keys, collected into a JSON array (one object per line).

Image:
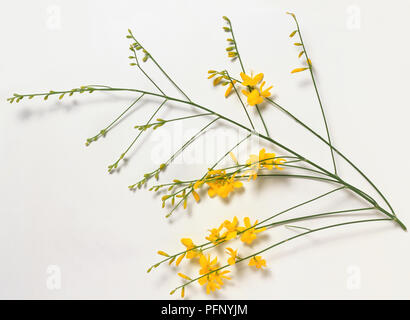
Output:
[
  {"xmin": 199, "ymin": 254, "xmax": 218, "ymax": 275},
  {"xmin": 239, "ymin": 72, "xmax": 273, "ymax": 105},
  {"xmin": 242, "ymin": 89, "xmax": 263, "ymax": 106},
  {"xmin": 258, "ymin": 148, "xmax": 276, "ymax": 170},
  {"xmin": 198, "ymin": 273, "xmax": 229, "ymax": 294},
  {"xmin": 181, "ymin": 238, "xmax": 199, "ymax": 259},
  {"xmin": 246, "ymin": 148, "xmax": 285, "ymax": 173},
  {"xmin": 198, "ymin": 254, "xmax": 230, "ymax": 294},
  {"xmin": 226, "ymin": 247, "xmax": 238, "ymax": 265},
  {"xmin": 206, "ymin": 170, "xmax": 243, "ymax": 199},
  {"xmin": 273, "ymin": 158, "xmax": 285, "ymax": 170},
  {"xmin": 259, "ymin": 81, "xmax": 273, "ymax": 98},
  {"xmin": 211, "ymin": 270, "xmax": 231, "ymax": 287},
  {"xmin": 206, "ymin": 224, "xmax": 224, "ymax": 244},
  {"xmin": 222, "ymin": 216, "xmax": 240, "ymax": 240},
  {"xmin": 238, "ymin": 217, "xmax": 265, "ymax": 245},
  {"xmin": 248, "ymin": 256, "xmax": 266, "ymax": 269},
  {"xmin": 240, "ymin": 72, "xmax": 264, "ymax": 87}
]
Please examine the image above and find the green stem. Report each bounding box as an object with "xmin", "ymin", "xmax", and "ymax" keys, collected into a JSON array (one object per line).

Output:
[
  {"xmin": 135, "ymin": 112, "xmax": 214, "ymax": 127},
  {"xmin": 108, "ymin": 99, "xmax": 167, "ymax": 171},
  {"xmin": 172, "ymin": 218, "xmax": 391, "ymax": 293},
  {"xmin": 130, "ymin": 117, "xmax": 220, "ymax": 188},
  {"xmin": 165, "ymin": 134, "xmax": 252, "ymax": 217},
  {"xmin": 285, "ymin": 225, "xmax": 312, "ymax": 231},
  {"xmin": 260, "ymin": 207, "xmax": 375, "ymax": 229},
  {"xmin": 289, "ymin": 13, "xmax": 337, "ymax": 175},
  {"xmin": 150, "ymin": 187, "xmax": 345, "ymax": 269},
  {"xmin": 225, "ymin": 71, "xmax": 255, "ymax": 130},
  {"xmin": 130, "ymin": 47, "xmax": 166, "ymax": 95},
  {"xmin": 129, "ymin": 31, "xmax": 191, "ymax": 102},
  {"xmin": 86, "ymin": 94, "xmax": 144, "ymax": 144},
  {"xmin": 255, "ymin": 103, "xmax": 270, "ymax": 137},
  {"xmin": 225, "ymin": 18, "xmax": 245, "ymax": 73},
  {"xmin": 12, "ymin": 86, "xmax": 405, "ymax": 230},
  {"xmin": 266, "ymin": 97, "xmax": 397, "ymax": 218}
]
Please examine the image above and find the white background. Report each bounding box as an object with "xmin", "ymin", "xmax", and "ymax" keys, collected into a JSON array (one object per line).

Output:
[{"xmin": 1, "ymin": 0, "xmax": 410, "ymax": 299}]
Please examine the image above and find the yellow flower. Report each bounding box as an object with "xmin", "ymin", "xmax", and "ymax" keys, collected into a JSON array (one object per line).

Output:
[
  {"xmin": 226, "ymin": 247, "xmax": 238, "ymax": 265},
  {"xmin": 273, "ymin": 157, "xmax": 285, "ymax": 170},
  {"xmin": 239, "ymin": 72, "xmax": 273, "ymax": 105},
  {"xmin": 198, "ymin": 274, "xmax": 229, "ymax": 294},
  {"xmin": 211, "ymin": 270, "xmax": 231, "ymax": 287},
  {"xmin": 206, "ymin": 224, "xmax": 224, "ymax": 244},
  {"xmin": 199, "ymin": 254, "xmax": 218, "ymax": 275},
  {"xmin": 248, "ymin": 256, "xmax": 266, "ymax": 269},
  {"xmin": 181, "ymin": 238, "xmax": 199, "ymax": 259},
  {"xmin": 242, "ymin": 168, "xmax": 258, "ymax": 181},
  {"xmin": 238, "ymin": 217, "xmax": 266, "ymax": 245},
  {"xmin": 260, "ymin": 81, "xmax": 273, "ymax": 98},
  {"xmin": 198, "ymin": 255, "xmax": 231, "ymax": 294},
  {"xmin": 206, "ymin": 170, "xmax": 243, "ymax": 199},
  {"xmin": 242, "ymin": 89, "xmax": 263, "ymax": 106},
  {"xmin": 258, "ymin": 148, "xmax": 276, "ymax": 170},
  {"xmin": 246, "ymin": 148, "xmax": 285, "ymax": 174},
  {"xmin": 225, "ymin": 80, "xmax": 236, "ymax": 98},
  {"xmin": 222, "ymin": 216, "xmax": 239, "ymax": 240},
  {"xmin": 240, "ymin": 72, "xmax": 264, "ymax": 87},
  {"xmin": 242, "ymin": 153, "xmax": 258, "ymax": 180}
]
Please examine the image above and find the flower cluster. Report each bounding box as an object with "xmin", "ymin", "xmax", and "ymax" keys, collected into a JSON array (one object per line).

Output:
[
  {"xmin": 8, "ymin": 11, "xmax": 406, "ymax": 301},
  {"xmin": 240, "ymin": 72, "xmax": 273, "ymax": 106},
  {"xmin": 208, "ymin": 70, "xmax": 273, "ymax": 106},
  {"xmin": 244, "ymin": 148, "xmax": 285, "ymax": 180},
  {"xmin": 155, "ymin": 216, "xmax": 267, "ymax": 298},
  {"xmin": 151, "ymin": 148, "xmax": 286, "ymax": 217},
  {"xmin": 196, "ymin": 169, "xmax": 243, "ymax": 199}
]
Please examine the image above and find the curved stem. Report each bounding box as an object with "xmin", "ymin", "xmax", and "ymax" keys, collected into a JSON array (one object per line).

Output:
[
  {"xmin": 260, "ymin": 207, "xmax": 375, "ymax": 229},
  {"xmin": 150, "ymin": 187, "xmax": 345, "ymax": 269},
  {"xmin": 225, "ymin": 71, "xmax": 255, "ymax": 130},
  {"xmin": 86, "ymin": 94, "xmax": 144, "ymax": 144},
  {"xmin": 289, "ymin": 13, "xmax": 337, "ymax": 175},
  {"xmin": 255, "ymin": 103, "xmax": 270, "ymax": 137},
  {"xmin": 12, "ymin": 86, "xmax": 405, "ymax": 230},
  {"xmin": 128, "ymin": 31, "xmax": 191, "ymax": 102},
  {"xmin": 172, "ymin": 218, "xmax": 391, "ymax": 293},
  {"xmin": 108, "ymin": 99, "xmax": 167, "ymax": 171},
  {"xmin": 225, "ymin": 18, "xmax": 245, "ymax": 73},
  {"xmin": 165, "ymin": 133, "xmax": 251, "ymax": 218},
  {"xmin": 130, "ymin": 47, "xmax": 166, "ymax": 95},
  {"xmin": 129, "ymin": 117, "xmax": 220, "ymax": 189},
  {"xmin": 266, "ymin": 97, "xmax": 396, "ymax": 217}
]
